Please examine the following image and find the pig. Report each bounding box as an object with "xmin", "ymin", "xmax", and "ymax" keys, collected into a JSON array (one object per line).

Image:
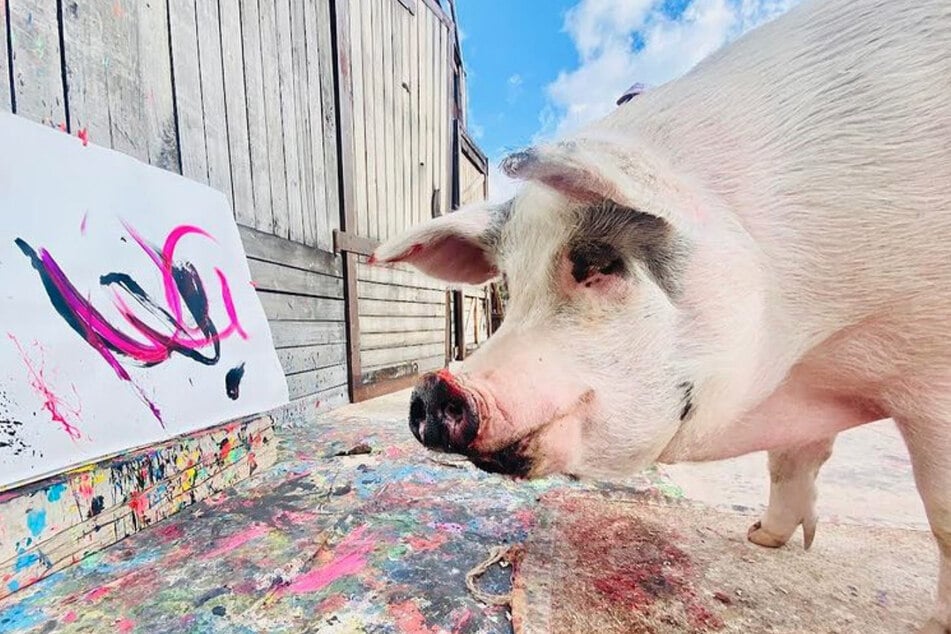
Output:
[{"xmin": 371, "ymin": 0, "xmax": 951, "ymax": 630}]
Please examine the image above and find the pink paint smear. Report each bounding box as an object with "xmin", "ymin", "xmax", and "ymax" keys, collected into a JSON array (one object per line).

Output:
[
  {"xmin": 203, "ymin": 523, "xmax": 271, "ymax": 560},
  {"xmin": 285, "ymin": 526, "xmax": 375, "ymax": 594},
  {"xmin": 8, "ymin": 335, "xmax": 82, "ymax": 440}
]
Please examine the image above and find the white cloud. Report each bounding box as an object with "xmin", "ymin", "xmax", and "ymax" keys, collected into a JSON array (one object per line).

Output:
[
  {"xmin": 487, "ymin": 160, "xmax": 521, "ymax": 204},
  {"xmin": 470, "ymin": 123, "xmax": 485, "ymax": 140},
  {"xmin": 541, "ymin": 0, "xmax": 799, "ymax": 141},
  {"xmin": 506, "ymin": 73, "xmax": 525, "ymax": 105},
  {"xmin": 508, "ymin": 74, "xmax": 524, "ymax": 87}
]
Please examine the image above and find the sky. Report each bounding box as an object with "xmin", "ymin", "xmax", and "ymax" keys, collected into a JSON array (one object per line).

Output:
[{"xmin": 454, "ymin": 0, "xmax": 800, "ymax": 202}]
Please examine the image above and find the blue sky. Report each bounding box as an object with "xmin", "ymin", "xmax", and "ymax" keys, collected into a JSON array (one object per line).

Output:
[{"xmin": 455, "ymin": 0, "xmax": 800, "ymax": 200}]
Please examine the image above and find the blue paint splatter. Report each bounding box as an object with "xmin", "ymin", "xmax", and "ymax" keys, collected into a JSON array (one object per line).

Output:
[
  {"xmin": 6, "ymin": 580, "xmax": 19, "ymax": 592},
  {"xmin": 14, "ymin": 551, "xmax": 40, "ymax": 572},
  {"xmin": 26, "ymin": 509, "xmax": 47, "ymax": 537},
  {"xmin": 0, "ymin": 602, "xmax": 45, "ymax": 630},
  {"xmin": 46, "ymin": 483, "xmax": 67, "ymax": 502}
]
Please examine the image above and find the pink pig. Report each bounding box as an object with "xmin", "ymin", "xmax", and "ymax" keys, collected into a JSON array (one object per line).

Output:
[{"xmin": 373, "ymin": 0, "xmax": 951, "ymax": 630}]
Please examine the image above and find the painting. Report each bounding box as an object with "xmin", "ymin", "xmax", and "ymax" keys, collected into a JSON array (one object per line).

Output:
[{"xmin": 0, "ymin": 113, "xmax": 289, "ymax": 491}]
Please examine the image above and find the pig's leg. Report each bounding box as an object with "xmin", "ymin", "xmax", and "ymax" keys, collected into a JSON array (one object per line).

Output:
[
  {"xmin": 747, "ymin": 437, "xmax": 834, "ymax": 550},
  {"xmin": 897, "ymin": 419, "xmax": 951, "ymax": 633}
]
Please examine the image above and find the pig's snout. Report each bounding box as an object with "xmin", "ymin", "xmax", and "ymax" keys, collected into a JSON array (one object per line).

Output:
[{"xmin": 408, "ymin": 371, "xmax": 479, "ymax": 453}]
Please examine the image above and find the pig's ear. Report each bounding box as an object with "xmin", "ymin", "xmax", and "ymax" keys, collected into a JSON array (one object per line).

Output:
[
  {"xmin": 501, "ymin": 135, "xmax": 696, "ymax": 234},
  {"xmin": 370, "ymin": 204, "xmax": 499, "ymax": 285}
]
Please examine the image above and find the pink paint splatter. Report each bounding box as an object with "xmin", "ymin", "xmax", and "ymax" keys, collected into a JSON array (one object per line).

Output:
[
  {"xmin": 156, "ymin": 524, "xmax": 184, "ymax": 542},
  {"xmin": 389, "ymin": 599, "xmax": 435, "ymax": 634},
  {"xmin": 85, "ymin": 585, "xmax": 112, "ymax": 602},
  {"xmin": 202, "ymin": 523, "xmax": 270, "ymax": 560},
  {"xmin": 80, "ymin": 212, "xmax": 88, "ymax": 235},
  {"xmin": 285, "ymin": 526, "xmax": 375, "ymax": 594},
  {"xmin": 116, "ymin": 617, "xmax": 135, "ymax": 633},
  {"xmin": 8, "ymin": 335, "xmax": 82, "ymax": 440},
  {"xmin": 77, "ymin": 128, "xmax": 89, "ymax": 146},
  {"xmin": 57, "ymin": 121, "xmax": 67, "ymax": 132},
  {"xmin": 407, "ymin": 532, "xmax": 449, "ymax": 553},
  {"xmin": 63, "ymin": 611, "xmax": 78, "ymax": 624}
]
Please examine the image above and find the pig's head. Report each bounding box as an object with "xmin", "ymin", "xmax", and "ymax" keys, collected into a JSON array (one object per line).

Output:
[{"xmin": 371, "ymin": 133, "xmax": 766, "ymax": 481}]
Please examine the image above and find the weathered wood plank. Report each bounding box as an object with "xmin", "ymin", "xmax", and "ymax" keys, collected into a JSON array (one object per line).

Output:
[
  {"xmin": 356, "ymin": 261, "xmax": 446, "ymax": 288},
  {"xmin": 61, "ymin": 2, "xmax": 110, "ymax": 143},
  {"xmin": 362, "ymin": 329, "xmax": 443, "ymax": 350},
  {"xmin": 239, "ymin": 225, "xmax": 342, "ymax": 277},
  {"xmin": 168, "ymin": 0, "xmax": 208, "ymax": 181},
  {"xmin": 259, "ymin": 0, "xmax": 290, "ymax": 238},
  {"xmin": 277, "ymin": 343, "xmax": 347, "ymax": 375},
  {"xmin": 275, "ymin": 0, "xmax": 305, "ymax": 244},
  {"xmin": 270, "ymin": 320, "xmax": 346, "ymax": 348},
  {"xmin": 269, "ymin": 385, "xmax": 348, "ymax": 425},
  {"xmin": 362, "ymin": 342, "xmax": 445, "ymax": 370},
  {"xmin": 286, "ymin": 365, "xmax": 348, "ymax": 399},
  {"xmin": 104, "ymin": 1, "xmax": 148, "ymax": 161},
  {"xmin": 422, "ymin": 7, "xmax": 434, "ymax": 223},
  {"xmin": 372, "ymin": 0, "xmax": 388, "ymax": 239},
  {"xmin": 195, "ymin": 0, "xmax": 233, "ymax": 201},
  {"xmin": 438, "ymin": 21, "xmax": 449, "ymax": 214},
  {"xmin": 358, "ymin": 280, "xmax": 446, "ymax": 304},
  {"xmin": 408, "ymin": 1, "xmax": 419, "ymax": 226},
  {"xmin": 138, "ymin": 0, "xmax": 179, "ymax": 172},
  {"xmin": 314, "ymin": 0, "xmax": 340, "ymax": 246},
  {"xmin": 290, "ymin": 0, "xmax": 316, "ymax": 247},
  {"xmin": 399, "ymin": 8, "xmax": 412, "ymax": 233},
  {"xmin": 303, "ymin": 0, "xmax": 328, "ymax": 250},
  {"xmin": 259, "ymin": 292, "xmax": 345, "ymax": 322},
  {"xmin": 381, "ymin": 0, "xmax": 395, "ymax": 240},
  {"xmin": 8, "ymin": 0, "xmax": 64, "ymax": 124},
  {"xmin": 361, "ymin": 314, "xmax": 445, "ymax": 334},
  {"xmin": 348, "ymin": 0, "xmax": 369, "ymax": 238},
  {"xmin": 219, "ymin": 0, "xmax": 255, "ymax": 226},
  {"xmin": 361, "ymin": 0, "xmax": 380, "ymax": 240},
  {"xmin": 0, "ymin": 1, "xmax": 10, "ymax": 112},
  {"xmin": 249, "ymin": 259, "xmax": 344, "ymax": 299},
  {"xmin": 238, "ymin": 0, "xmax": 274, "ymax": 233},
  {"xmin": 360, "ymin": 298, "xmax": 445, "ymax": 318}
]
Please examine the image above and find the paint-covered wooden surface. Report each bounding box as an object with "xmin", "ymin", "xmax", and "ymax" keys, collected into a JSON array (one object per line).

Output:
[
  {"xmin": 0, "ymin": 416, "xmax": 277, "ymax": 600},
  {"xmin": 0, "ymin": 391, "xmax": 669, "ymax": 633},
  {"xmin": 2, "ymin": 0, "xmax": 348, "ymax": 416}
]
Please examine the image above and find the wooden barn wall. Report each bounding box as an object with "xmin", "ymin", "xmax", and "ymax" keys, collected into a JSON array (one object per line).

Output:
[
  {"xmin": 344, "ymin": 0, "xmax": 456, "ymax": 387},
  {"xmin": 0, "ymin": 0, "xmax": 348, "ymax": 421}
]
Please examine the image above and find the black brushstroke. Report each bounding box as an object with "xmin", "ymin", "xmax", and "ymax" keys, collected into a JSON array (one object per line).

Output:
[
  {"xmin": 225, "ymin": 363, "xmax": 245, "ymax": 400},
  {"xmin": 88, "ymin": 495, "xmax": 105, "ymax": 518}
]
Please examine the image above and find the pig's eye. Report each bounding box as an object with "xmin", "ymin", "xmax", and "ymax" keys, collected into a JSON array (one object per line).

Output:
[{"xmin": 568, "ymin": 242, "xmax": 627, "ymax": 285}]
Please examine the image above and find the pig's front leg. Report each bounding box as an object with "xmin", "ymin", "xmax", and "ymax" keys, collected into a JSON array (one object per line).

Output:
[
  {"xmin": 898, "ymin": 418, "xmax": 951, "ymax": 633},
  {"xmin": 747, "ymin": 438, "xmax": 835, "ymax": 550}
]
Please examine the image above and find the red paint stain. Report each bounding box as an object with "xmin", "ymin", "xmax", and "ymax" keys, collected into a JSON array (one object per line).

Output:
[
  {"xmin": 8, "ymin": 335, "xmax": 82, "ymax": 440},
  {"xmin": 63, "ymin": 611, "xmax": 78, "ymax": 623},
  {"xmin": 156, "ymin": 524, "xmax": 184, "ymax": 542},
  {"xmin": 558, "ymin": 495, "xmax": 724, "ymax": 632},
  {"xmin": 389, "ymin": 599, "xmax": 436, "ymax": 634},
  {"xmin": 128, "ymin": 491, "xmax": 148, "ymax": 515},
  {"xmin": 84, "ymin": 585, "xmax": 111, "ymax": 603},
  {"xmin": 406, "ymin": 531, "xmax": 449, "ymax": 553},
  {"xmin": 116, "ymin": 617, "xmax": 135, "ymax": 633},
  {"xmin": 58, "ymin": 121, "xmax": 67, "ymax": 132},
  {"xmin": 77, "ymin": 128, "xmax": 89, "ymax": 146},
  {"xmin": 317, "ymin": 594, "xmax": 347, "ymax": 613},
  {"xmin": 285, "ymin": 526, "xmax": 374, "ymax": 594}
]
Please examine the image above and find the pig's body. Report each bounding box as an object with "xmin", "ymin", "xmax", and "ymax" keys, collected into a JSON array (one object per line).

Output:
[{"xmin": 374, "ymin": 0, "xmax": 951, "ymax": 630}]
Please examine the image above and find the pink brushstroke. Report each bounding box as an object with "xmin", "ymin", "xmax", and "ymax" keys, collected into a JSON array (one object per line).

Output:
[
  {"xmin": 202, "ymin": 523, "xmax": 271, "ymax": 560},
  {"xmin": 8, "ymin": 335, "xmax": 82, "ymax": 440},
  {"xmin": 285, "ymin": 526, "xmax": 374, "ymax": 594},
  {"xmin": 85, "ymin": 585, "xmax": 112, "ymax": 602},
  {"xmin": 80, "ymin": 212, "xmax": 88, "ymax": 236}
]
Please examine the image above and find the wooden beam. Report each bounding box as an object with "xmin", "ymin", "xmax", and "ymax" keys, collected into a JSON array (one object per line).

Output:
[
  {"xmin": 419, "ymin": 0, "xmax": 453, "ymax": 30},
  {"xmin": 330, "ymin": 0, "xmax": 362, "ymax": 405},
  {"xmin": 353, "ymin": 373, "xmax": 419, "ymax": 402},
  {"xmin": 333, "ymin": 228, "xmax": 380, "ymax": 257},
  {"xmin": 459, "ymin": 126, "xmax": 488, "ymax": 175}
]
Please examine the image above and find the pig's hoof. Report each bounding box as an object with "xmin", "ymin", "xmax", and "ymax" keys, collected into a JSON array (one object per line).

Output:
[
  {"xmin": 746, "ymin": 521, "xmax": 788, "ymax": 548},
  {"xmin": 746, "ymin": 514, "xmax": 817, "ymax": 550}
]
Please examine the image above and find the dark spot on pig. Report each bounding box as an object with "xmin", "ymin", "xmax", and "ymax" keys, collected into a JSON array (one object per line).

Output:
[
  {"xmin": 569, "ymin": 241, "xmax": 628, "ymax": 284},
  {"xmin": 571, "ymin": 202, "xmax": 687, "ymax": 298},
  {"xmin": 678, "ymin": 381, "xmax": 695, "ymax": 422},
  {"xmin": 469, "ymin": 442, "xmax": 532, "ymax": 478}
]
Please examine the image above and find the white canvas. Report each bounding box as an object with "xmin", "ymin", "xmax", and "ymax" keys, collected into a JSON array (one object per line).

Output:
[{"xmin": 0, "ymin": 113, "xmax": 289, "ymax": 490}]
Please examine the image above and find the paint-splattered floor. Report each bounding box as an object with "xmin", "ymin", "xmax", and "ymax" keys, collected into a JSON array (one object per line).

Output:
[{"xmin": 0, "ymin": 391, "xmax": 931, "ymax": 633}]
